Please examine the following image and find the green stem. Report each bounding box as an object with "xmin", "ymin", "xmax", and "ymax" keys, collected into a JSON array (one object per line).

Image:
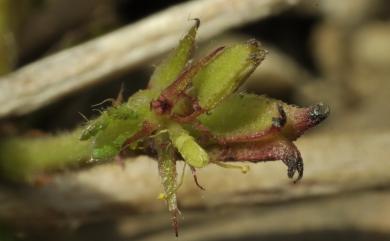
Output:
[{"xmin": 0, "ymin": 129, "xmax": 92, "ymax": 182}]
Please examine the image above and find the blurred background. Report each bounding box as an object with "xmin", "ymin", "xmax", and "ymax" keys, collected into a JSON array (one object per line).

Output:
[{"xmin": 0, "ymin": 0, "xmax": 390, "ymax": 240}]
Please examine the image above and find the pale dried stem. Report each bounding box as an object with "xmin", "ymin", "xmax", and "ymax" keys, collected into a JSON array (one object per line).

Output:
[{"xmin": 0, "ymin": 0, "xmax": 299, "ymax": 117}]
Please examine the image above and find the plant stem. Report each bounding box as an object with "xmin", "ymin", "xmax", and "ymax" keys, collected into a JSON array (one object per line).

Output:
[{"xmin": 0, "ymin": 129, "xmax": 92, "ymax": 182}]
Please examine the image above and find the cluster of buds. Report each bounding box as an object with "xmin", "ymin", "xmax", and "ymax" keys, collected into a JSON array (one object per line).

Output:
[{"xmin": 80, "ymin": 19, "xmax": 329, "ymax": 236}]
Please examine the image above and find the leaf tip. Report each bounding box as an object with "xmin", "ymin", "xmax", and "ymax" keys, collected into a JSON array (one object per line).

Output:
[{"xmin": 247, "ymin": 39, "xmax": 268, "ymax": 65}]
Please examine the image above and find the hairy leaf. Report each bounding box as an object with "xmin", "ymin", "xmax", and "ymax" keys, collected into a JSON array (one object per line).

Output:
[
  {"xmin": 169, "ymin": 123, "xmax": 209, "ymax": 168},
  {"xmin": 89, "ymin": 90, "xmax": 157, "ymax": 159},
  {"xmin": 192, "ymin": 40, "xmax": 267, "ymax": 111},
  {"xmin": 198, "ymin": 93, "xmax": 283, "ymax": 143},
  {"xmin": 148, "ymin": 20, "xmax": 199, "ymax": 92},
  {"xmin": 155, "ymin": 135, "xmax": 179, "ymax": 236}
]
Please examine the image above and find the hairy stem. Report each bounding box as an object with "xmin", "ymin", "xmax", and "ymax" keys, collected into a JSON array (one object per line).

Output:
[{"xmin": 0, "ymin": 129, "xmax": 92, "ymax": 181}]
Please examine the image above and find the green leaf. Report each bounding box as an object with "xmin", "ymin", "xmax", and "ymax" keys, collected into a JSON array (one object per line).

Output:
[
  {"xmin": 92, "ymin": 119, "xmax": 141, "ymax": 159},
  {"xmin": 148, "ymin": 20, "xmax": 199, "ymax": 92},
  {"xmin": 198, "ymin": 93, "xmax": 281, "ymax": 143},
  {"xmin": 125, "ymin": 89, "xmax": 157, "ymax": 118},
  {"xmin": 88, "ymin": 90, "xmax": 157, "ymax": 160},
  {"xmin": 168, "ymin": 123, "xmax": 209, "ymax": 168},
  {"xmin": 80, "ymin": 114, "xmax": 109, "ymax": 141},
  {"xmin": 150, "ymin": 46, "xmax": 224, "ymax": 118},
  {"xmin": 155, "ymin": 134, "xmax": 179, "ymax": 236},
  {"xmin": 192, "ymin": 40, "xmax": 267, "ymax": 111}
]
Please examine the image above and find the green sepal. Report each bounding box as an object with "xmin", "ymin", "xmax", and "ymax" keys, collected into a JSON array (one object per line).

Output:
[
  {"xmin": 155, "ymin": 134, "xmax": 179, "ymax": 235},
  {"xmin": 198, "ymin": 93, "xmax": 281, "ymax": 142},
  {"xmin": 92, "ymin": 120, "xmax": 142, "ymax": 159},
  {"xmin": 80, "ymin": 114, "xmax": 109, "ymax": 141},
  {"xmin": 168, "ymin": 123, "xmax": 209, "ymax": 168},
  {"xmin": 192, "ymin": 40, "xmax": 267, "ymax": 111},
  {"xmin": 148, "ymin": 20, "xmax": 198, "ymax": 92},
  {"xmin": 88, "ymin": 90, "xmax": 157, "ymax": 160},
  {"xmin": 80, "ymin": 105, "xmax": 139, "ymax": 141}
]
